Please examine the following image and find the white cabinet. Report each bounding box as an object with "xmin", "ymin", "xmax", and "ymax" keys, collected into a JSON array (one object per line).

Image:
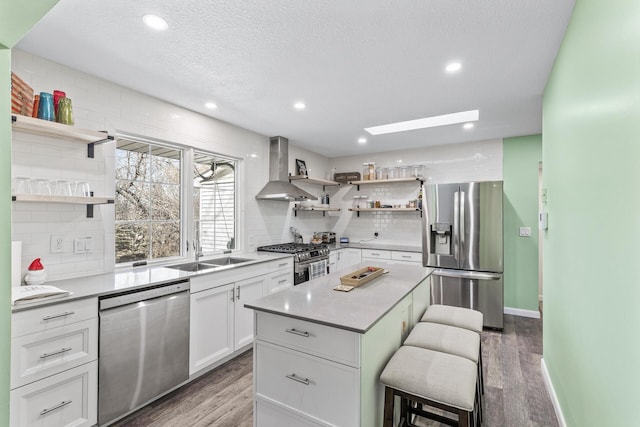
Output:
[
  {"xmin": 10, "ymin": 298, "xmax": 98, "ymax": 427},
  {"xmin": 234, "ymin": 275, "xmax": 268, "ymax": 349},
  {"xmin": 10, "ymin": 360, "xmax": 97, "ymax": 427},
  {"xmin": 338, "ymin": 248, "xmax": 362, "ymax": 271},
  {"xmin": 189, "ymin": 283, "xmax": 235, "ymax": 375},
  {"xmin": 189, "ymin": 257, "xmax": 294, "ymax": 375},
  {"xmin": 362, "ymin": 248, "xmax": 391, "ymax": 261}
]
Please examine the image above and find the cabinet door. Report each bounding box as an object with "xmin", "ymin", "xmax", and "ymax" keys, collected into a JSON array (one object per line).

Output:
[
  {"xmin": 338, "ymin": 248, "xmax": 361, "ymax": 271},
  {"xmin": 189, "ymin": 284, "xmax": 234, "ymax": 375},
  {"xmin": 234, "ymin": 276, "xmax": 267, "ymax": 349}
]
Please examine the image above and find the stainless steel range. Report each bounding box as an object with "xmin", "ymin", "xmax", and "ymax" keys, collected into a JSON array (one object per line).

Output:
[{"xmin": 258, "ymin": 243, "xmax": 329, "ymax": 285}]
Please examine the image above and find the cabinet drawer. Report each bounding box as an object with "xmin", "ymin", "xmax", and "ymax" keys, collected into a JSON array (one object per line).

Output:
[
  {"xmin": 12, "ymin": 298, "xmax": 98, "ymax": 338},
  {"xmin": 361, "ymin": 249, "xmax": 391, "ymax": 260},
  {"xmin": 10, "ymin": 360, "xmax": 97, "ymax": 427},
  {"xmin": 391, "ymin": 251, "xmax": 422, "ymax": 263},
  {"xmin": 266, "ymin": 270, "xmax": 293, "ymax": 295},
  {"xmin": 11, "ymin": 318, "xmax": 98, "ymax": 389},
  {"xmin": 255, "ymin": 397, "xmax": 326, "ymax": 427},
  {"xmin": 267, "ymin": 258, "xmax": 293, "ymax": 271},
  {"xmin": 256, "ymin": 312, "xmax": 360, "ymax": 367},
  {"xmin": 255, "ymin": 341, "xmax": 359, "ymax": 427}
]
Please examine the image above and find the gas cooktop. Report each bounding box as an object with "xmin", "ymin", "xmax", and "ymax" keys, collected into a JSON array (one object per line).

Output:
[{"xmin": 257, "ymin": 243, "xmax": 329, "ymax": 254}]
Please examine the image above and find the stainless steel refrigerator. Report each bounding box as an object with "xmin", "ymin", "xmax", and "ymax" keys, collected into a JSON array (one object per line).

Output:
[{"xmin": 422, "ymin": 181, "xmax": 504, "ymax": 329}]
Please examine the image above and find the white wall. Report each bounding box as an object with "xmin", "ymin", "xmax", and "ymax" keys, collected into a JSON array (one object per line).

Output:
[
  {"xmin": 328, "ymin": 140, "xmax": 503, "ymax": 244},
  {"xmin": 10, "ymin": 49, "xmax": 503, "ymax": 281},
  {"xmin": 11, "ymin": 49, "xmax": 272, "ymax": 281}
]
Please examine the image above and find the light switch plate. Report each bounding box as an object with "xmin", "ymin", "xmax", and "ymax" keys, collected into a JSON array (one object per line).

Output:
[{"xmin": 519, "ymin": 227, "xmax": 532, "ymax": 237}]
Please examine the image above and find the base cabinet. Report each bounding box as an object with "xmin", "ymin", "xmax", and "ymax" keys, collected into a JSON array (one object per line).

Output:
[
  {"xmin": 10, "ymin": 359, "xmax": 97, "ymax": 427},
  {"xmin": 189, "ymin": 284, "xmax": 235, "ymax": 375},
  {"xmin": 189, "ymin": 258, "xmax": 294, "ymax": 375}
]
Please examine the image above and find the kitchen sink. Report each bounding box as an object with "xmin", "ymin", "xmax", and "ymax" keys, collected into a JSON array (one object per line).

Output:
[
  {"xmin": 166, "ymin": 262, "xmax": 219, "ymax": 272},
  {"xmin": 203, "ymin": 257, "xmax": 253, "ymax": 266}
]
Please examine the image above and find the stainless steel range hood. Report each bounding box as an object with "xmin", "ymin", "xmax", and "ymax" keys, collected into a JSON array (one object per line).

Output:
[{"xmin": 255, "ymin": 136, "xmax": 317, "ymax": 202}]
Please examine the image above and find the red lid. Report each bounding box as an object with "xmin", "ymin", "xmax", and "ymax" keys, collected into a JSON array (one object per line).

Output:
[{"xmin": 28, "ymin": 258, "xmax": 44, "ymax": 271}]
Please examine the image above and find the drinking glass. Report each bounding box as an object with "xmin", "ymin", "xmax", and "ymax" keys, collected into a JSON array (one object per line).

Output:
[
  {"xmin": 53, "ymin": 180, "xmax": 73, "ymax": 196},
  {"xmin": 13, "ymin": 177, "xmax": 32, "ymax": 194},
  {"xmin": 32, "ymin": 179, "xmax": 52, "ymax": 195},
  {"xmin": 76, "ymin": 181, "xmax": 91, "ymax": 197}
]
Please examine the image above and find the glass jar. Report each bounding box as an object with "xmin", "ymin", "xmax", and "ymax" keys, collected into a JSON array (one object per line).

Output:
[
  {"xmin": 411, "ymin": 165, "xmax": 424, "ymax": 177},
  {"xmin": 399, "ymin": 166, "xmax": 409, "ymax": 178},
  {"xmin": 387, "ymin": 167, "xmax": 398, "ymax": 179},
  {"xmin": 362, "ymin": 163, "xmax": 371, "ymax": 181}
]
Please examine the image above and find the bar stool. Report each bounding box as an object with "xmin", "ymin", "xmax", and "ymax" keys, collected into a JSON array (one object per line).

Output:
[
  {"xmin": 380, "ymin": 346, "xmax": 478, "ymax": 427},
  {"xmin": 421, "ymin": 304, "xmax": 485, "ymax": 397},
  {"xmin": 404, "ymin": 322, "xmax": 482, "ymax": 424}
]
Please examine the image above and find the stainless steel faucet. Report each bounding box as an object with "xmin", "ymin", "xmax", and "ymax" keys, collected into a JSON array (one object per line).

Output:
[{"xmin": 193, "ymin": 240, "xmax": 203, "ymax": 261}]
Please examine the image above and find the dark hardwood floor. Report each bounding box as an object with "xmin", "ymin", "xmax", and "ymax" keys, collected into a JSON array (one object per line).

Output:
[{"xmin": 111, "ymin": 315, "xmax": 557, "ymax": 427}]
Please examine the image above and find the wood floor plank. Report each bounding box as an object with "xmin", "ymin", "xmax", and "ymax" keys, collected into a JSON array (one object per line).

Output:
[{"xmin": 110, "ymin": 316, "xmax": 558, "ymax": 427}]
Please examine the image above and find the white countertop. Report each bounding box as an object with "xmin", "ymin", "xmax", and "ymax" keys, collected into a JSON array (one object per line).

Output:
[
  {"xmin": 12, "ymin": 251, "xmax": 293, "ymax": 312},
  {"xmin": 245, "ymin": 261, "xmax": 432, "ymax": 333}
]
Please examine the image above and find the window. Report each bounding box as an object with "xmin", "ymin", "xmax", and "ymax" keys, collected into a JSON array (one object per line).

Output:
[
  {"xmin": 193, "ymin": 152, "xmax": 236, "ymax": 254},
  {"xmin": 115, "ymin": 139, "xmax": 182, "ymax": 264},
  {"xmin": 115, "ymin": 138, "xmax": 238, "ymax": 265}
]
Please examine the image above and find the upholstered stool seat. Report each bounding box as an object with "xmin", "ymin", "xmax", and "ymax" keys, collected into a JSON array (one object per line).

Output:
[
  {"xmin": 404, "ymin": 322, "xmax": 479, "ymax": 363},
  {"xmin": 380, "ymin": 346, "xmax": 478, "ymax": 427},
  {"xmin": 420, "ymin": 304, "xmax": 483, "ymax": 333}
]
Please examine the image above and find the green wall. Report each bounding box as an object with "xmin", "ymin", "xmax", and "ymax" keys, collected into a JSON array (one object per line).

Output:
[
  {"xmin": 0, "ymin": 2, "xmax": 59, "ymax": 424},
  {"xmin": 0, "ymin": 47, "xmax": 11, "ymax": 425},
  {"xmin": 542, "ymin": 1, "xmax": 640, "ymax": 426},
  {"xmin": 503, "ymin": 135, "xmax": 541, "ymax": 312}
]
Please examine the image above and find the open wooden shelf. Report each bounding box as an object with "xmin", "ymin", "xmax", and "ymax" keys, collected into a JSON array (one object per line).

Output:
[
  {"xmin": 293, "ymin": 206, "xmax": 341, "ymax": 217},
  {"xmin": 289, "ymin": 175, "xmax": 341, "ymax": 188},
  {"xmin": 348, "ymin": 177, "xmax": 424, "ymax": 190},
  {"xmin": 349, "ymin": 207, "xmax": 422, "ymax": 217},
  {"xmin": 12, "ymin": 194, "xmax": 115, "ymax": 218},
  {"xmin": 11, "ymin": 114, "xmax": 113, "ymax": 157}
]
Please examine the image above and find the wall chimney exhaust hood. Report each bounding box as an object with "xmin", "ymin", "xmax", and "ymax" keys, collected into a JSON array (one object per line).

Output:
[{"xmin": 255, "ymin": 136, "xmax": 317, "ymax": 202}]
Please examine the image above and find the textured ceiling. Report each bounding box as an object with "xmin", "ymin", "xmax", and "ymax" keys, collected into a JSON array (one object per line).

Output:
[{"xmin": 18, "ymin": 0, "xmax": 575, "ymax": 157}]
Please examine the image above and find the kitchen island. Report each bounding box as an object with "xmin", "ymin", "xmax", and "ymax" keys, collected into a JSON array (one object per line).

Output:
[{"xmin": 245, "ymin": 261, "xmax": 431, "ymax": 427}]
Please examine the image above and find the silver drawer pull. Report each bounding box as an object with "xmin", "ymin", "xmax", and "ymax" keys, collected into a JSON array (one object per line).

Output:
[
  {"xmin": 371, "ymin": 253, "xmax": 380, "ymax": 256},
  {"xmin": 285, "ymin": 328, "xmax": 309, "ymax": 337},
  {"xmin": 42, "ymin": 311, "xmax": 75, "ymax": 321},
  {"xmin": 278, "ymin": 279, "xmax": 288, "ymax": 284},
  {"xmin": 401, "ymin": 255, "xmax": 411, "ymax": 259},
  {"xmin": 40, "ymin": 400, "xmax": 72, "ymax": 415},
  {"xmin": 278, "ymin": 263, "xmax": 288, "ymax": 267},
  {"xmin": 286, "ymin": 374, "xmax": 310, "ymax": 385},
  {"xmin": 40, "ymin": 347, "xmax": 72, "ymax": 359}
]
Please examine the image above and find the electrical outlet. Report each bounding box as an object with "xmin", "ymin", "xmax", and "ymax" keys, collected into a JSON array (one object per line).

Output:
[
  {"xmin": 519, "ymin": 227, "xmax": 532, "ymax": 237},
  {"xmin": 50, "ymin": 235, "xmax": 65, "ymax": 254},
  {"xmin": 74, "ymin": 237, "xmax": 93, "ymax": 254}
]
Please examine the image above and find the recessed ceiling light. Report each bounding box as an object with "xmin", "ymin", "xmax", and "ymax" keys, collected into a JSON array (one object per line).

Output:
[
  {"xmin": 205, "ymin": 102, "xmax": 217, "ymax": 109},
  {"xmin": 358, "ymin": 137, "xmax": 367, "ymax": 144},
  {"xmin": 463, "ymin": 123, "xmax": 475, "ymax": 130},
  {"xmin": 365, "ymin": 109, "xmax": 479, "ymax": 135},
  {"xmin": 248, "ymin": 153, "xmax": 258, "ymax": 158},
  {"xmin": 142, "ymin": 14, "xmax": 168, "ymax": 31},
  {"xmin": 294, "ymin": 102, "xmax": 306, "ymax": 110},
  {"xmin": 445, "ymin": 62, "xmax": 462, "ymax": 73}
]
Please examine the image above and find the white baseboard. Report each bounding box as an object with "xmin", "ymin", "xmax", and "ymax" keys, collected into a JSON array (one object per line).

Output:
[
  {"xmin": 503, "ymin": 307, "xmax": 541, "ymax": 319},
  {"xmin": 541, "ymin": 358, "xmax": 567, "ymax": 427}
]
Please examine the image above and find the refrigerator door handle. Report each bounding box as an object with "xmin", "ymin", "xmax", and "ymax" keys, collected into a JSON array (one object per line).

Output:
[
  {"xmin": 432, "ymin": 269, "xmax": 502, "ymax": 281},
  {"xmin": 453, "ymin": 191, "xmax": 460, "ymax": 261},
  {"xmin": 459, "ymin": 190, "xmax": 465, "ymax": 257}
]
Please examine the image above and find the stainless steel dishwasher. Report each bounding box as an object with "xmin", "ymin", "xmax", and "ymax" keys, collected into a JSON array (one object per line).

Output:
[{"xmin": 98, "ymin": 279, "xmax": 190, "ymax": 426}]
